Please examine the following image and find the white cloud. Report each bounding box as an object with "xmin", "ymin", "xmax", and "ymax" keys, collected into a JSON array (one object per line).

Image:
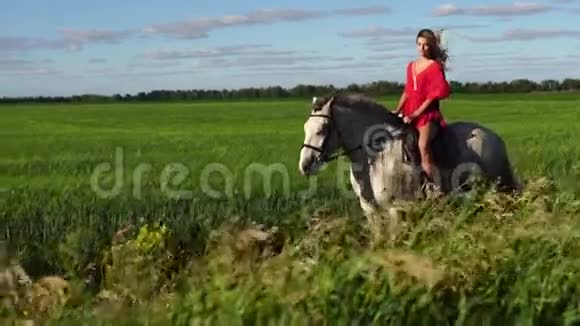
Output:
[
  {"xmin": 340, "ymin": 24, "xmax": 486, "ymax": 56},
  {"xmin": 0, "ymin": 36, "xmax": 69, "ymax": 52},
  {"xmin": 128, "ymin": 61, "xmax": 182, "ymax": 69},
  {"xmin": 142, "ymin": 44, "xmax": 285, "ymax": 60},
  {"xmin": 0, "ymin": 58, "xmax": 33, "ymax": 66},
  {"xmin": 59, "ymin": 28, "xmax": 133, "ymax": 45},
  {"xmin": 89, "ymin": 58, "xmax": 107, "ymax": 64},
  {"xmin": 432, "ymin": 2, "xmax": 553, "ymax": 17},
  {"xmin": 340, "ymin": 27, "xmax": 416, "ymax": 38},
  {"xmin": 3, "ymin": 69, "xmax": 60, "ymax": 76},
  {"xmin": 0, "ymin": 28, "xmax": 134, "ymax": 52},
  {"xmin": 367, "ymin": 43, "xmax": 410, "ymax": 52},
  {"xmin": 130, "ymin": 44, "xmax": 357, "ymax": 73},
  {"xmin": 433, "ymin": 4, "xmax": 462, "ymax": 16},
  {"xmin": 94, "ymin": 69, "xmax": 195, "ymax": 78},
  {"xmin": 365, "ymin": 53, "xmax": 413, "ymax": 61},
  {"xmin": 1, "ymin": 6, "xmax": 391, "ymax": 54},
  {"xmin": 85, "ymin": 67, "xmax": 115, "ymax": 74},
  {"xmin": 467, "ymin": 28, "xmax": 580, "ymax": 42},
  {"xmin": 340, "ymin": 24, "xmax": 486, "ymax": 39},
  {"xmin": 247, "ymin": 62, "xmax": 381, "ymax": 72},
  {"xmin": 453, "ymin": 51, "xmax": 512, "ymax": 58},
  {"xmin": 192, "ymin": 55, "xmax": 356, "ymax": 69},
  {"xmin": 144, "ymin": 6, "xmax": 391, "ymax": 39},
  {"xmin": 329, "ymin": 57, "xmax": 355, "ymax": 62},
  {"xmin": 0, "ymin": 58, "xmax": 59, "ymax": 75},
  {"xmin": 333, "ymin": 6, "xmax": 391, "ymax": 15},
  {"xmin": 459, "ymin": 58, "xmax": 577, "ymax": 71}
]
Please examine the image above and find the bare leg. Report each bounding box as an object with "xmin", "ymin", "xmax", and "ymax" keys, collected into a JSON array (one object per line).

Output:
[{"xmin": 417, "ymin": 122, "xmax": 437, "ymax": 181}]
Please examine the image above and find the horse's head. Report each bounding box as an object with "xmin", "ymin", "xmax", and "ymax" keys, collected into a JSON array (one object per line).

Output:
[
  {"xmin": 299, "ymin": 93, "xmax": 409, "ymax": 176},
  {"xmin": 299, "ymin": 96, "xmax": 341, "ymax": 176}
]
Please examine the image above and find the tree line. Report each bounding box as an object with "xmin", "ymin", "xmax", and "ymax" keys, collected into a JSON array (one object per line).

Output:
[{"xmin": 2, "ymin": 78, "xmax": 580, "ymax": 104}]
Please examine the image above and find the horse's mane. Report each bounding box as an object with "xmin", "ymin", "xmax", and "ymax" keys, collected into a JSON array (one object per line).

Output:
[{"xmin": 312, "ymin": 93, "xmax": 405, "ymax": 127}]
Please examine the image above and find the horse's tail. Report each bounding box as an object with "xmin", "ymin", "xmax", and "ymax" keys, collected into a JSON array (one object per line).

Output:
[{"xmin": 496, "ymin": 151, "xmax": 523, "ymax": 194}]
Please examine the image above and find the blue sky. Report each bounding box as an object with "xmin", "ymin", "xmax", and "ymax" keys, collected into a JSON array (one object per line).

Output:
[{"xmin": 1, "ymin": 0, "xmax": 579, "ymax": 96}]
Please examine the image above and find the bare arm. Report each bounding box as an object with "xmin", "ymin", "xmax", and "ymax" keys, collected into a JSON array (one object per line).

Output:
[
  {"xmin": 409, "ymin": 98, "xmax": 434, "ymax": 119},
  {"xmin": 394, "ymin": 92, "xmax": 407, "ymax": 114}
]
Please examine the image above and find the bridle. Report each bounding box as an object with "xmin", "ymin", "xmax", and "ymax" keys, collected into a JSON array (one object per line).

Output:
[
  {"xmin": 301, "ymin": 96, "xmax": 410, "ymax": 165},
  {"xmin": 301, "ymin": 112, "xmax": 364, "ymax": 164}
]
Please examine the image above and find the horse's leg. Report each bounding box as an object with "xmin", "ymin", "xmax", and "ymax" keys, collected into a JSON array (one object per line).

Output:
[
  {"xmin": 463, "ymin": 127, "xmax": 521, "ymax": 192},
  {"xmin": 365, "ymin": 140, "xmax": 426, "ymax": 204},
  {"xmin": 349, "ymin": 166, "xmax": 380, "ymax": 215}
]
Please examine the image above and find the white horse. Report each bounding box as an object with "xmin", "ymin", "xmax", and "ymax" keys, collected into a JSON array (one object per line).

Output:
[{"xmin": 299, "ymin": 94, "xmax": 521, "ymax": 215}]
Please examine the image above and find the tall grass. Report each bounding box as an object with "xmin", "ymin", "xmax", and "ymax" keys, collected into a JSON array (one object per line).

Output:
[{"xmin": 1, "ymin": 93, "xmax": 579, "ymax": 323}]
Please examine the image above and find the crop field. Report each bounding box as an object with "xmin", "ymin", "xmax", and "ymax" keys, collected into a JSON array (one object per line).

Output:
[{"xmin": 1, "ymin": 92, "xmax": 580, "ymax": 323}]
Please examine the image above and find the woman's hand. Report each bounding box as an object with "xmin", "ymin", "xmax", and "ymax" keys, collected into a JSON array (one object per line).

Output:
[{"xmin": 402, "ymin": 115, "xmax": 413, "ymax": 124}]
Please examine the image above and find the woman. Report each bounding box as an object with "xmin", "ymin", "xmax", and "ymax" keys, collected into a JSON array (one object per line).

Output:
[{"xmin": 394, "ymin": 28, "xmax": 451, "ymax": 186}]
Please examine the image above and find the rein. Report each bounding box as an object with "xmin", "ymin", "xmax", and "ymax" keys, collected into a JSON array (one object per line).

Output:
[
  {"xmin": 301, "ymin": 113, "xmax": 363, "ymax": 164},
  {"xmin": 302, "ymin": 111, "xmax": 406, "ymax": 164}
]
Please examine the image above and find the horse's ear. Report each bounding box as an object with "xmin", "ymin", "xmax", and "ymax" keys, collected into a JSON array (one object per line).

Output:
[{"xmin": 323, "ymin": 96, "xmax": 335, "ymax": 110}]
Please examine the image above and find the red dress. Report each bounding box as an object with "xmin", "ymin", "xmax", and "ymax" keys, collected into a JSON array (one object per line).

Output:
[{"xmin": 402, "ymin": 60, "xmax": 451, "ymax": 128}]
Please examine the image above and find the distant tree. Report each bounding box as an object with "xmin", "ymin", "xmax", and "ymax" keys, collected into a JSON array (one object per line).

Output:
[
  {"xmin": 346, "ymin": 83, "xmax": 361, "ymax": 93},
  {"xmin": 540, "ymin": 79, "xmax": 560, "ymax": 92},
  {"xmin": 3, "ymin": 77, "xmax": 580, "ymax": 104},
  {"xmin": 509, "ymin": 79, "xmax": 536, "ymax": 93},
  {"xmin": 562, "ymin": 78, "xmax": 580, "ymax": 91}
]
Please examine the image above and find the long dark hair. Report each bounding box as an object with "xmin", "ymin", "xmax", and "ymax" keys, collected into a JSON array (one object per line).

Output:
[{"xmin": 417, "ymin": 28, "xmax": 448, "ymax": 71}]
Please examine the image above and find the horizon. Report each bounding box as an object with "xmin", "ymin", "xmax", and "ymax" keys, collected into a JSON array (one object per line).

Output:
[
  {"xmin": 3, "ymin": 78, "xmax": 579, "ymax": 99},
  {"xmin": 1, "ymin": 0, "xmax": 580, "ymax": 97}
]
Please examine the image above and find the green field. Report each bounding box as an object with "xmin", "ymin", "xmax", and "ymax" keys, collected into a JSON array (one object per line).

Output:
[{"xmin": 1, "ymin": 93, "xmax": 580, "ymax": 323}]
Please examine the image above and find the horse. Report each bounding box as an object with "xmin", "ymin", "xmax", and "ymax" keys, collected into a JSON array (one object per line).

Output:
[{"xmin": 298, "ymin": 93, "xmax": 521, "ymax": 215}]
